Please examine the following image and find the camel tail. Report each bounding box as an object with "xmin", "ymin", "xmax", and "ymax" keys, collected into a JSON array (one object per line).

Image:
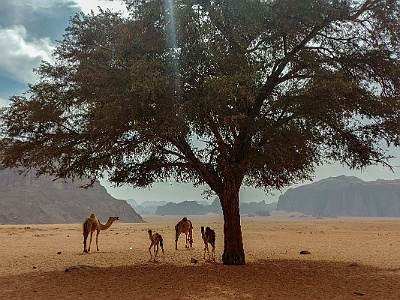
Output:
[{"xmin": 189, "ymin": 220, "xmax": 193, "ymax": 229}]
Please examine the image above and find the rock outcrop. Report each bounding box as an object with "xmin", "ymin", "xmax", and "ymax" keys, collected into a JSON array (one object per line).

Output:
[
  {"xmin": 152, "ymin": 198, "xmax": 277, "ymax": 216},
  {"xmin": 155, "ymin": 200, "xmax": 210, "ymax": 215},
  {"xmin": 277, "ymin": 176, "xmax": 400, "ymax": 217},
  {"xmin": 0, "ymin": 169, "xmax": 143, "ymax": 224}
]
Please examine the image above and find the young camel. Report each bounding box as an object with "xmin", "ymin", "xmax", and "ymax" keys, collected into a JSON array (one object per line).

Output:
[
  {"xmin": 148, "ymin": 229, "xmax": 164, "ymax": 261},
  {"xmin": 175, "ymin": 217, "xmax": 193, "ymax": 250},
  {"xmin": 201, "ymin": 226, "xmax": 216, "ymax": 261},
  {"xmin": 82, "ymin": 213, "xmax": 119, "ymax": 253}
]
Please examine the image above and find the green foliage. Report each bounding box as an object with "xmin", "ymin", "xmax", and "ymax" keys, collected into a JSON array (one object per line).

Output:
[{"xmin": 1, "ymin": 0, "xmax": 400, "ymax": 195}]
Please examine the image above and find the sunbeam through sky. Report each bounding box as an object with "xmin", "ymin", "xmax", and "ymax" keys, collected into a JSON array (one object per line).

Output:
[{"xmin": 163, "ymin": 0, "xmax": 182, "ymax": 100}]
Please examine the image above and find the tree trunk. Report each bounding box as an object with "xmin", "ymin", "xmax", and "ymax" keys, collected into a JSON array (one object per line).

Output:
[{"xmin": 219, "ymin": 181, "xmax": 246, "ymax": 265}]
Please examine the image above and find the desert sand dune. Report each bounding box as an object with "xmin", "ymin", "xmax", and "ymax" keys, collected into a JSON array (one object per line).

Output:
[{"xmin": 1, "ymin": 213, "xmax": 400, "ymax": 299}]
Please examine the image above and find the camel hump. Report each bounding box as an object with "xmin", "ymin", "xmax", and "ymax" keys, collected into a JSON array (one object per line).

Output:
[
  {"xmin": 89, "ymin": 213, "xmax": 96, "ymax": 218},
  {"xmin": 182, "ymin": 217, "xmax": 187, "ymax": 222}
]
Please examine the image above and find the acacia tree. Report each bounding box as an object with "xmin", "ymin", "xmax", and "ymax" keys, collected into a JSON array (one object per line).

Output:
[{"xmin": 1, "ymin": 0, "xmax": 400, "ymax": 265}]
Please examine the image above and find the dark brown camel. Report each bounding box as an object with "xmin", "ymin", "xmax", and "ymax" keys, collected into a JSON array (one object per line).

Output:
[{"xmin": 201, "ymin": 226, "xmax": 216, "ymax": 261}]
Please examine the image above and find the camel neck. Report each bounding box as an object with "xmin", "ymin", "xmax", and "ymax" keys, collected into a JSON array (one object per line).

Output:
[{"xmin": 100, "ymin": 219, "xmax": 114, "ymax": 230}]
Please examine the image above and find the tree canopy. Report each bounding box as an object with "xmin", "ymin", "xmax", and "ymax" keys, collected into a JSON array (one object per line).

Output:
[{"xmin": 1, "ymin": 0, "xmax": 400, "ymax": 264}]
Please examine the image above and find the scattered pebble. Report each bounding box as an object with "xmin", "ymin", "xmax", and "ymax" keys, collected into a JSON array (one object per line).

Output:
[
  {"xmin": 190, "ymin": 258, "xmax": 198, "ymax": 264},
  {"xmin": 348, "ymin": 262, "xmax": 359, "ymax": 267},
  {"xmin": 300, "ymin": 250, "xmax": 311, "ymax": 255}
]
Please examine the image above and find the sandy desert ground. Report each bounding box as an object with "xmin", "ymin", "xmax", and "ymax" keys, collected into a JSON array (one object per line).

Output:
[{"xmin": 1, "ymin": 212, "xmax": 400, "ymax": 299}]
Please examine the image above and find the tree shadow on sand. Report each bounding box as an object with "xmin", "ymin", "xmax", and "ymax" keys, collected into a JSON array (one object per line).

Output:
[{"xmin": 1, "ymin": 260, "xmax": 400, "ymax": 299}]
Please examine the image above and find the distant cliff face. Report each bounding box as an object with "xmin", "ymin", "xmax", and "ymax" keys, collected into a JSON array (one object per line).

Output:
[
  {"xmin": 155, "ymin": 200, "xmax": 210, "ymax": 215},
  {"xmin": 277, "ymin": 176, "xmax": 400, "ymax": 217},
  {"xmin": 0, "ymin": 169, "xmax": 143, "ymax": 224},
  {"xmin": 152, "ymin": 198, "xmax": 276, "ymax": 216}
]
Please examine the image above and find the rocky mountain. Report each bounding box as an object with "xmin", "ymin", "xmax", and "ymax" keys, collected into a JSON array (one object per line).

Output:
[
  {"xmin": 277, "ymin": 176, "xmax": 400, "ymax": 217},
  {"xmin": 126, "ymin": 199, "xmax": 168, "ymax": 215},
  {"xmin": 240, "ymin": 200, "xmax": 277, "ymax": 215},
  {"xmin": 0, "ymin": 169, "xmax": 143, "ymax": 224},
  {"xmin": 155, "ymin": 200, "xmax": 211, "ymax": 215},
  {"xmin": 153, "ymin": 198, "xmax": 276, "ymax": 216}
]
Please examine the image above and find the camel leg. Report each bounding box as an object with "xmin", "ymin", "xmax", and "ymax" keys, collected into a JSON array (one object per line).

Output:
[
  {"xmin": 95, "ymin": 230, "xmax": 100, "ymax": 251},
  {"xmin": 83, "ymin": 234, "xmax": 88, "ymax": 253},
  {"xmin": 88, "ymin": 232, "xmax": 93, "ymax": 252},
  {"xmin": 150, "ymin": 244, "xmax": 158, "ymax": 262},
  {"xmin": 188, "ymin": 230, "xmax": 193, "ymax": 247},
  {"xmin": 204, "ymin": 243, "xmax": 209, "ymax": 259},
  {"xmin": 149, "ymin": 243, "xmax": 153, "ymax": 261},
  {"xmin": 211, "ymin": 246, "xmax": 215, "ymax": 261}
]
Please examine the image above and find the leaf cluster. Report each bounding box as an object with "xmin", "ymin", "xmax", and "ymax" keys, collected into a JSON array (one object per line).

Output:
[{"xmin": 1, "ymin": 0, "xmax": 399, "ymax": 194}]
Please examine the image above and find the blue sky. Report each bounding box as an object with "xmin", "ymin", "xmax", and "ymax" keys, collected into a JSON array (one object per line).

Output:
[{"xmin": 1, "ymin": 0, "xmax": 399, "ymax": 203}]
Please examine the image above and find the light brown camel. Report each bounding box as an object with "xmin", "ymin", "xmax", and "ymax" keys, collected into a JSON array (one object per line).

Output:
[
  {"xmin": 175, "ymin": 217, "xmax": 193, "ymax": 250},
  {"xmin": 148, "ymin": 229, "xmax": 164, "ymax": 261},
  {"xmin": 201, "ymin": 226, "xmax": 216, "ymax": 261},
  {"xmin": 82, "ymin": 213, "xmax": 119, "ymax": 253}
]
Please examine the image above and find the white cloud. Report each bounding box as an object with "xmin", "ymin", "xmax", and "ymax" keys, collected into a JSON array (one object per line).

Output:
[
  {"xmin": 71, "ymin": 0, "xmax": 128, "ymax": 15},
  {"xmin": 0, "ymin": 1, "xmax": 128, "ymax": 86},
  {"xmin": 0, "ymin": 96, "xmax": 10, "ymax": 108},
  {"xmin": 0, "ymin": 25, "xmax": 54, "ymax": 84}
]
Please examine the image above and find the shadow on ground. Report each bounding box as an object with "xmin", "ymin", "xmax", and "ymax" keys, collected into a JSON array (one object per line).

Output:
[{"xmin": 1, "ymin": 259, "xmax": 400, "ymax": 299}]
